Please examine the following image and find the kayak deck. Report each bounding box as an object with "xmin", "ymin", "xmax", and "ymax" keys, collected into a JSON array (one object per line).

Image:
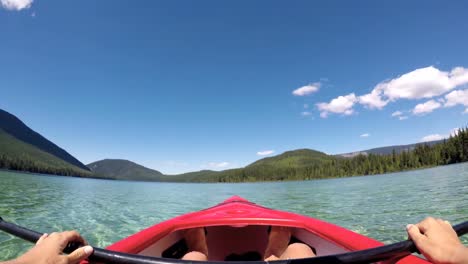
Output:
[
  {"xmin": 106, "ymin": 196, "xmax": 429, "ymax": 264},
  {"xmin": 137, "ymin": 225, "xmax": 348, "ymax": 261}
]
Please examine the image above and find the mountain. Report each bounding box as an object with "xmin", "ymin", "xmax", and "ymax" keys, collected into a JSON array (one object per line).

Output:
[
  {"xmin": 87, "ymin": 149, "xmax": 335, "ymax": 182},
  {"xmin": 165, "ymin": 170, "xmax": 220, "ymax": 182},
  {"xmin": 338, "ymin": 140, "xmax": 444, "ymax": 157},
  {"xmin": 0, "ymin": 109, "xmax": 89, "ymax": 171},
  {"xmin": 172, "ymin": 149, "xmax": 338, "ymax": 182},
  {"xmin": 0, "ymin": 129, "xmax": 91, "ymax": 176},
  {"xmin": 87, "ymin": 159, "xmax": 164, "ymax": 181},
  {"xmin": 87, "ymin": 127, "xmax": 467, "ymax": 183},
  {"xmin": 248, "ymin": 149, "xmax": 333, "ymax": 168}
]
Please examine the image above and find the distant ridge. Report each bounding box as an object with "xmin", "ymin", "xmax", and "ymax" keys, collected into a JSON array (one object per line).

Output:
[
  {"xmin": 0, "ymin": 109, "xmax": 90, "ymax": 171},
  {"xmin": 87, "ymin": 159, "xmax": 164, "ymax": 181},
  {"xmin": 87, "ymin": 126, "xmax": 467, "ymax": 182},
  {"xmin": 338, "ymin": 140, "xmax": 444, "ymax": 158}
]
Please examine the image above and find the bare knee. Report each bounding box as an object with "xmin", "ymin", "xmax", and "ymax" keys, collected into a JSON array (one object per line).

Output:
[
  {"xmin": 182, "ymin": 251, "xmax": 208, "ymax": 261},
  {"xmin": 280, "ymin": 243, "xmax": 315, "ymax": 259}
]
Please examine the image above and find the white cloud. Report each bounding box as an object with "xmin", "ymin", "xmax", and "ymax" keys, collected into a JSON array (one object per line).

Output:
[
  {"xmin": 257, "ymin": 150, "xmax": 275, "ymax": 156},
  {"xmin": 450, "ymin": 67, "xmax": 468, "ymax": 87},
  {"xmin": 444, "ymin": 89, "xmax": 468, "ymax": 108},
  {"xmin": 1, "ymin": 0, "xmax": 33, "ymax": 10},
  {"xmin": 310, "ymin": 66, "xmax": 468, "ymax": 119},
  {"xmin": 303, "ymin": 104, "xmax": 309, "ymax": 109},
  {"xmin": 360, "ymin": 133, "xmax": 370, "ymax": 138},
  {"xmin": 292, "ymin": 83, "xmax": 320, "ymax": 96},
  {"xmin": 378, "ymin": 66, "xmax": 459, "ymax": 100},
  {"xmin": 420, "ymin": 128, "xmax": 460, "ymax": 142},
  {"xmin": 450, "ymin": 128, "xmax": 460, "ymax": 137},
  {"xmin": 359, "ymin": 87, "xmax": 389, "ymax": 109},
  {"xmin": 203, "ymin": 162, "xmax": 230, "ymax": 169},
  {"xmin": 316, "ymin": 93, "xmax": 357, "ymax": 118},
  {"xmin": 391, "ymin": 111, "xmax": 403, "ymax": 117},
  {"xmin": 420, "ymin": 134, "xmax": 445, "ymax": 142},
  {"xmin": 317, "ymin": 66, "xmax": 468, "ymax": 117},
  {"xmin": 464, "ymin": 108, "xmax": 468, "ymax": 114},
  {"xmin": 399, "ymin": 116, "xmax": 408, "ymax": 120},
  {"xmin": 301, "ymin": 111, "xmax": 311, "ymax": 116},
  {"xmin": 412, "ymin": 99, "xmax": 442, "ymax": 115}
]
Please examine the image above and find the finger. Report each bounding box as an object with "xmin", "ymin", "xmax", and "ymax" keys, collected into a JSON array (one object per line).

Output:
[
  {"xmin": 57, "ymin": 230, "xmax": 85, "ymax": 249},
  {"xmin": 416, "ymin": 217, "xmax": 436, "ymax": 234},
  {"xmin": 67, "ymin": 245, "xmax": 93, "ymax": 264},
  {"xmin": 36, "ymin": 233, "xmax": 48, "ymax": 245},
  {"xmin": 406, "ymin": 224, "xmax": 426, "ymax": 244}
]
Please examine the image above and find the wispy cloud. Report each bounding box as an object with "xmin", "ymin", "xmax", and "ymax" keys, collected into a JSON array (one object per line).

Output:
[
  {"xmin": 202, "ymin": 161, "xmax": 230, "ymax": 170},
  {"xmin": 420, "ymin": 128, "xmax": 460, "ymax": 142},
  {"xmin": 1, "ymin": 0, "xmax": 33, "ymax": 10},
  {"xmin": 301, "ymin": 111, "xmax": 312, "ymax": 116},
  {"xmin": 391, "ymin": 110, "xmax": 408, "ymax": 120},
  {"xmin": 292, "ymin": 83, "xmax": 320, "ymax": 96},
  {"xmin": 444, "ymin": 89, "xmax": 468, "ymax": 112},
  {"xmin": 359, "ymin": 88, "xmax": 389, "ymax": 109},
  {"xmin": 316, "ymin": 93, "xmax": 357, "ymax": 118},
  {"xmin": 315, "ymin": 66, "xmax": 468, "ymax": 118},
  {"xmin": 257, "ymin": 150, "xmax": 275, "ymax": 156},
  {"xmin": 360, "ymin": 133, "xmax": 370, "ymax": 138},
  {"xmin": 420, "ymin": 134, "xmax": 445, "ymax": 142},
  {"xmin": 412, "ymin": 99, "xmax": 442, "ymax": 115}
]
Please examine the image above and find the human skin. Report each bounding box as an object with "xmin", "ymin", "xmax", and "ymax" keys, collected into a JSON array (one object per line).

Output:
[
  {"xmin": 407, "ymin": 217, "xmax": 468, "ymax": 264},
  {"xmin": 1, "ymin": 231, "xmax": 93, "ymax": 264}
]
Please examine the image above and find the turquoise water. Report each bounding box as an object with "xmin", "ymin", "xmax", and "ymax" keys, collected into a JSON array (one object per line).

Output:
[{"xmin": 0, "ymin": 163, "xmax": 467, "ymax": 260}]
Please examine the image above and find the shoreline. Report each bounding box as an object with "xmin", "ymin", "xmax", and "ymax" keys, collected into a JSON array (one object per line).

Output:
[{"xmin": 1, "ymin": 161, "xmax": 467, "ymax": 184}]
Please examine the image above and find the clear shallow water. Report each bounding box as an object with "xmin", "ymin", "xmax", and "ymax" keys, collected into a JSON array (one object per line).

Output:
[{"xmin": 0, "ymin": 163, "xmax": 467, "ymax": 260}]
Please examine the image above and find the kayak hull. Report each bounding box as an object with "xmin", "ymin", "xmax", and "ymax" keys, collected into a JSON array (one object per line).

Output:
[{"xmin": 106, "ymin": 196, "xmax": 429, "ymax": 263}]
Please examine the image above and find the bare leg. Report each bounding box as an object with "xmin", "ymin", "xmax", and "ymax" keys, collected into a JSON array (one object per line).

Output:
[
  {"xmin": 264, "ymin": 226, "xmax": 315, "ymax": 261},
  {"xmin": 181, "ymin": 228, "xmax": 208, "ymax": 261},
  {"xmin": 280, "ymin": 243, "xmax": 315, "ymax": 259}
]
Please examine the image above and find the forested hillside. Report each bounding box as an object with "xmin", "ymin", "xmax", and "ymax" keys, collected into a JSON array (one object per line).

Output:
[
  {"xmin": 0, "ymin": 129, "xmax": 91, "ymax": 177},
  {"xmin": 183, "ymin": 127, "xmax": 468, "ymax": 182},
  {"xmin": 88, "ymin": 159, "xmax": 164, "ymax": 181},
  {"xmin": 0, "ymin": 109, "xmax": 90, "ymax": 170}
]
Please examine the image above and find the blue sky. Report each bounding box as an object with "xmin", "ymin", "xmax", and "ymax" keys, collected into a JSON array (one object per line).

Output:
[{"xmin": 1, "ymin": 0, "xmax": 467, "ymax": 174}]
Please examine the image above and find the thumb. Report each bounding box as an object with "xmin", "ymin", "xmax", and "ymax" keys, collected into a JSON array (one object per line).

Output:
[{"xmin": 67, "ymin": 245, "xmax": 93, "ymax": 264}]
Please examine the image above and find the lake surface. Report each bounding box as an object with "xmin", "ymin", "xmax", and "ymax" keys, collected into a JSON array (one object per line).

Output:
[{"xmin": 1, "ymin": 163, "xmax": 467, "ymax": 260}]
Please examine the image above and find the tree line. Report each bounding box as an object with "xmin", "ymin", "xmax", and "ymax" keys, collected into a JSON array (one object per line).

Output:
[{"xmin": 208, "ymin": 127, "xmax": 468, "ymax": 182}]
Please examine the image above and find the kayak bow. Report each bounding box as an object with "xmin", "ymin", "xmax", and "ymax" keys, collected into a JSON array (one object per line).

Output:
[{"xmin": 105, "ymin": 196, "xmax": 430, "ymax": 264}]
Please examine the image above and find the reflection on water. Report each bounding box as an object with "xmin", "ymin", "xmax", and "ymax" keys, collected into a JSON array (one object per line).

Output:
[{"xmin": 0, "ymin": 163, "xmax": 467, "ymax": 260}]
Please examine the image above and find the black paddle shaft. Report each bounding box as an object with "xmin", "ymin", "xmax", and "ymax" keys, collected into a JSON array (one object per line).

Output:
[
  {"xmin": 0, "ymin": 216, "xmax": 467, "ymax": 264},
  {"xmin": 0, "ymin": 217, "xmax": 82, "ymax": 254}
]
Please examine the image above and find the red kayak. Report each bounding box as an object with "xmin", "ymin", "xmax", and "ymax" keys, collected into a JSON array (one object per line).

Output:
[{"xmin": 105, "ymin": 196, "xmax": 429, "ymax": 263}]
